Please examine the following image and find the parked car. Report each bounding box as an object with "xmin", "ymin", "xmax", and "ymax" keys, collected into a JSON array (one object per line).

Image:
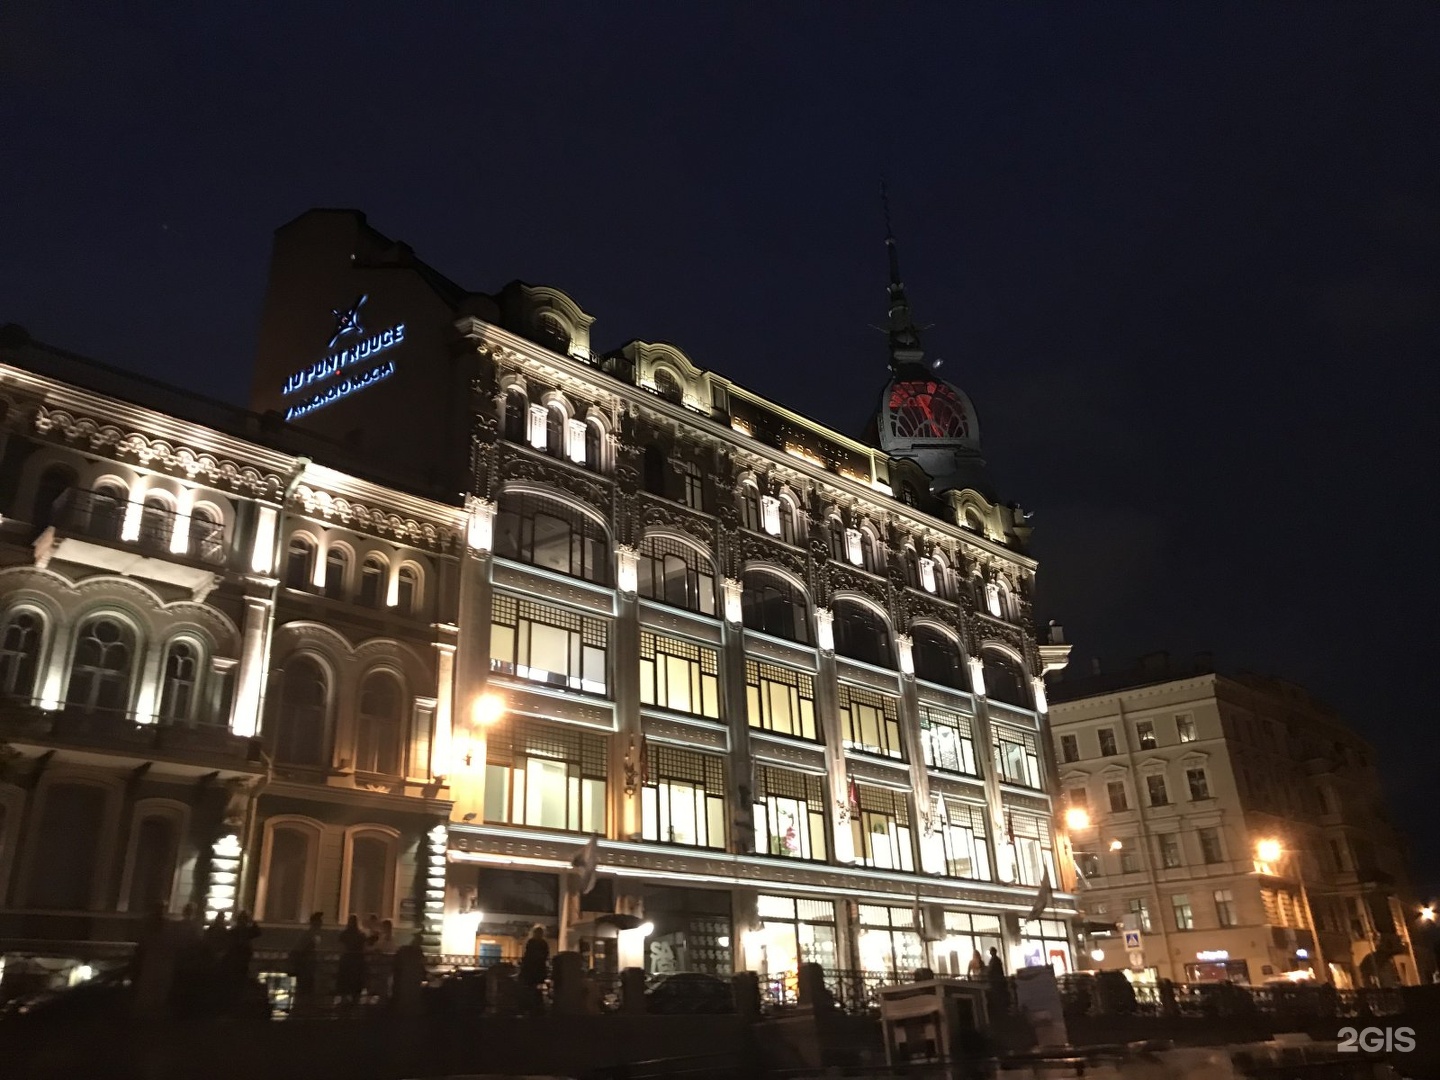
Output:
[{"xmin": 0, "ymin": 966, "xmax": 131, "ymax": 1023}]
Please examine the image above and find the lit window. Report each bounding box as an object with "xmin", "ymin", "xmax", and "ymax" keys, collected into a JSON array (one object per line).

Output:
[
  {"xmin": 927, "ymin": 798, "xmax": 991, "ymax": 880},
  {"xmin": 1176, "ymin": 714, "xmax": 1197, "ymax": 743},
  {"xmin": 1214, "ymin": 888, "xmax": 1237, "ymax": 927},
  {"xmin": 1172, "ymin": 894, "xmax": 1194, "ymax": 931},
  {"xmin": 490, "ymin": 594, "xmax": 608, "ymax": 695},
  {"xmin": 1136, "ymin": 721, "xmax": 1157, "ymax": 749},
  {"xmin": 919, "ymin": 706, "xmax": 978, "ymax": 776},
  {"xmin": 639, "ymin": 632, "xmax": 720, "ymax": 719},
  {"xmin": 1127, "ymin": 897, "xmax": 1153, "ymax": 932},
  {"xmin": 745, "ymin": 660, "xmax": 817, "ymax": 741},
  {"xmin": 1009, "ymin": 812, "xmax": 1055, "ymax": 887},
  {"xmin": 484, "ymin": 716, "xmax": 607, "ymax": 834},
  {"xmin": 992, "ymin": 728, "xmax": 1041, "ymax": 788},
  {"xmin": 851, "ymin": 784, "xmax": 914, "ymax": 872},
  {"xmin": 641, "ymin": 743, "xmax": 725, "ymax": 849},
  {"xmin": 838, "ymin": 684, "xmax": 902, "ymax": 759},
  {"xmin": 753, "ymin": 765, "xmax": 827, "ymax": 860}
]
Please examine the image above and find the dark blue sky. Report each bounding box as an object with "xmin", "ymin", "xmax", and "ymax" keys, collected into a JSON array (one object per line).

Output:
[{"xmin": 4, "ymin": 4, "xmax": 1438, "ymax": 891}]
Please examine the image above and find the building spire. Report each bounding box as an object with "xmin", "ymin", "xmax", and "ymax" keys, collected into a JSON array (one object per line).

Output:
[{"xmin": 881, "ymin": 180, "xmax": 925, "ymax": 370}]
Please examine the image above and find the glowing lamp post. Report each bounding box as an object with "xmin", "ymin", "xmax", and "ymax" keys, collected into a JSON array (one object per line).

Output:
[{"xmin": 1064, "ymin": 806, "xmax": 1091, "ymax": 833}]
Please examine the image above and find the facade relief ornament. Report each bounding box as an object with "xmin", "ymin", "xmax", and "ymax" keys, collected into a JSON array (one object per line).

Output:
[{"xmin": 497, "ymin": 446, "xmax": 610, "ymax": 513}]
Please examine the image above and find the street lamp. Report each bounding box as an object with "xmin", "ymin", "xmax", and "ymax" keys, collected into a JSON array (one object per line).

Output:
[
  {"xmin": 1256, "ymin": 838, "xmax": 1283, "ymax": 865},
  {"xmin": 1421, "ymin": 906, "xmax": 1436, "ymax": 924},
  {"xmin": 473, "ymin": 692, "xmax": 506, "ymax": 728},
  {"xmin": 1109, "ymin": 839, "xmax": 1123, "ymax": 852},
  {"xmin": 1065, "ymin": 806, "xmax": 1091, "ymax": 832}
]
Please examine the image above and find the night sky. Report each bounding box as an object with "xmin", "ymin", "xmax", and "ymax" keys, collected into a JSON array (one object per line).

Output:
[{"xmin": 4, "ymin": 5, "xmax": 1438, "ymax": 892}]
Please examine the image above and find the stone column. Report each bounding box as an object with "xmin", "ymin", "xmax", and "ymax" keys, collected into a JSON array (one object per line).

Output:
[
  {"xmin": 894, "ymin": 634, "xmax": 935, "ymax": 875},
  {"xmin": 967, "ymin": 656, "xmax": 1012, "ymax": 883},
  {"xmin": 813, "ymin": 608, "xmax": 856, "ymax": 866},
  {"xmin": 720, "ymin": 577, "xmax": 755, "ymax": 855},
  {"xmin": 230, "ymin": 594, "xmax": 274, "ymax": 738},
  {"xmin": 431, "ymin": 638, "xmax": 457, "ymax": 780},
  {"xmin": 449, "ymin": 497, "xmax": 495, "ymax": 821},
  {"xmin": 613, "ymin": 545, "xmax": 643, "ymax": 841}
]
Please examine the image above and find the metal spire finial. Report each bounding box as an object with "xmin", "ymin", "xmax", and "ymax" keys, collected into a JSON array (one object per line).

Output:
[{"xmin": 881, "ymin": 180, "xmax": 923, "ymax": 368}]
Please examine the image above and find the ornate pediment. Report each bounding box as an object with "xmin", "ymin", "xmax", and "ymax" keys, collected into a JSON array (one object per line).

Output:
[{"xmin": 291, "ymin": 485, "xmax": 457, "ymax": 552}]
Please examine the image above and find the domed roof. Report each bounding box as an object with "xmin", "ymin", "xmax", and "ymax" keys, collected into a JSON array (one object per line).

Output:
[{"xmin": 877, "ymin": 371, "xmax": 981, "ymax": 451}]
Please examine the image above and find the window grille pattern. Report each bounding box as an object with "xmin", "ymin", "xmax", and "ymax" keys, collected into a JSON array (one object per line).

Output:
[
  {"xmin": 992, "ymin": 726, "xmax": 1041, "ymax": 788},
  {"xmin": 851, "ymin": 784, "xmax": 914, "ymax": 872},
  {"xmin": 929, "ymin": 797, "xmax": 992, "ymax": 881},
  {"xmin": 639, "ymin": 631, "xmax": 720, "ymax": 718},
  {"xmin": 919, "ymin": 706, "xmax": 978, "ymax": 775},
  {"xmin": 745, "ymin": 660, "xmax": 818, "ymax": 741},
  {"xmin": 1008, "ymin": 810, "xmax": 1055, "ymax": 887},
  {"xmin": 490, "ymin": 594, "xmax": 608, "ymax": 695},
  {"xmin": 752, "ymin": 765, "xmax": 827, "ymax": 861},
  {"xmin": 484, "ymin": 716, "xmax": 608, "ymax": 833},
  {"xmin": 839, "ymin": 684, "xmax": 903, "ymax": 759},
  {"xmin": 637, "ymin": 535, "xmax": 716, "ymax": 616},
  {"xmin": 642, "ymin": 743, "xmax": 726, "ymax": 849},
  {"xmin": 494, "ymin": 492, "xmax": 610, "ymax": 584}
]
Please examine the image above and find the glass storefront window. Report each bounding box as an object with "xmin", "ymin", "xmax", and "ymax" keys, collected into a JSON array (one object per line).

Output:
[
  {"xmin": 856, "ymin": 904, "xmax": 925, "ymax": 978},
  {"xmin": 750, "ymin": 895, "xmax": 838, "ymax": 992},
  {"xmin": 931, "ymin": 911, "xmax": 1004, "ymax": 978},
  {"xmin": 1018, "ymin": 918, "xmax": 1072, "ymax": 976}
]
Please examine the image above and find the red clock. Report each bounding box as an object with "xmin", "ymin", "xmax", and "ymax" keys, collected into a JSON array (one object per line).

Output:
[{"xmin": 887, "ymin": 380, "xmax": 970, "ymax": 440}]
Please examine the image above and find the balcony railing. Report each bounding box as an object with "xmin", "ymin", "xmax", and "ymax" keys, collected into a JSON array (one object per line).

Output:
[
  {"xmin": 0, "ymin": 696, "xmax": 257, "ymax": 761},
  {"xmin": 49, "ymin": 489, "xmax": 226, "ymax": 566}
]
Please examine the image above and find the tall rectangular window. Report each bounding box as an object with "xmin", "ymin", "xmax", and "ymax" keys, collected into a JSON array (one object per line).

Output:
[
  {"xmin": 1186, "ymin": 767, "xmax": 1211, "ymax": 800},
  {"xmin": 1098, "ymin": 728, "xmax": 1118, "ymax": 756},
  {"xmin": 1172, "ymin": 894, "xmax": 1194, "ymax": 931},
  {"xmin": 852, "ymin": 784, "xmax": 914, "ymax": 872},
  {"xmin": 1059, "ymin": 734, "xmax": 1079, "ymax": 763},
  {"xmin": 639, "ymin": 632, "xmax": 720, "ymax": 719},
  {"xmin": 1146, "ymin": 774, "xmax": 1169, "ymax": 807},
  {"xmin": 919, "ymin": 706, "xmax": 978, "ymax": 775},
  {"xmin": 1066, "ymin": 786, "xmax": 1090, "ymax": 811},
  {"xmin": 745, "ymin": 660, "xmax": 818, "ymax": 741},
  {"xmin": 490, "ymin": 595, "xmax": 608, "ymax": 695},
  {"xmin": 1010, "ymin": 811, "xmax": 1055, "ymax": 887},
  {"xmin": 1214, "ymin": 888, "xmax": 1237, "ymax": 927},
  {"xmin": 636, "ymin": 536, "xmax": 716, "ymax": 616},
  {"xmin": 678, "ymin": 461, "xmax": 706, "ymax": 511},
  {"xmin": 1176, "ymin": 714, "xmax": 1197, "ymax": 743},
  {"xmin": 1121, "ymin": 850, "xmax": 1141, "ymax": 874},
  {"xmin": 483, "ymin": 717, "xmax": 607, "ymax": 833},
  {"xmin": 1136, "ymin": 721, "xmax": 1157, "ymax": 749},
  {"xmin": 753, "ymin": 766, "xmax": 827, "ymax": 861},
  {"xmin": 993, "ymin": 728, "xmax": 1041, "ymax": 788},
  {"xmin": 1159, "ymin": 833, "xmax": 1182, "ymax": 869},
  {"xmin": 1107, "ymin": 780, "xmax": 1130, "ymax": 812},
  {"xmin": 1199, "ymin": 827, "xmax": 1224, "ymax": 864},
  {"xmin": 641, "ymin": 744, "xmax": 726, "ymax": 849},
  {"xmin": 838, "ymin": 684, "xmax": 903, "ymax": 759},
  {"xmin": 1127, "ymin": 897, "xmax": 1153, "ymax": 933},
  {"xmin": 931, "ymin": 798, "xmax": 991, "ymax": 881}
]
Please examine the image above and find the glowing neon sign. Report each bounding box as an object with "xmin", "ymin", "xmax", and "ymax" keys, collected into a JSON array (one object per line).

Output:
[{"xmin": 281, "ymin": 293, "xmax": 407, "ymax": 418}]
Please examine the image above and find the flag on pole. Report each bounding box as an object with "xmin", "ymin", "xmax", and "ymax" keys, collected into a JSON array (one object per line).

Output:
[
  {"xmin": 571, "ymin": 834, "xmax": 599, "ymax": 895},
  {"xmin": 1025, "ymin": 865, "xmax": 1053, "ymax": 923},
  {"xmin": 637, "ymin": 733, "xmax": 649, "ymax": 787},
  {"xmin": 1005, "ymin": 810, "xmax": 1016, "ymax": 846},
  {"xmin": 847, "ymin": 777, "xmax": 860, "ymax": 816}
]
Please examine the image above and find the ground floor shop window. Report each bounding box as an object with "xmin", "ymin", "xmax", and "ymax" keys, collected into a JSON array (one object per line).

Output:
[
  {"xmin": 856, "ymin": 904, "xmax": 925, "ymax": 978},
  {"xmin": 639, "ymin": 885, "xmax": 733, "ymax": 977},
  {"xmin": 1018, "ymin": 917, "xmax": 1072, "ymax": 976},
  {"xmin": 749, "ymin": 895, "xmax": 838, "ymax": 989},
  {"xmin": 1185, "ymin": 959, "xmax": 1251, "ymax": 983},
  {"xmin": 930, "ymin": 911, "xmax": 1004, "ymax": 977}
]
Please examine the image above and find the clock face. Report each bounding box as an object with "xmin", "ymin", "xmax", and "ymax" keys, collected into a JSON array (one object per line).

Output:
[{"xmin": 887, "ymin": 380, "xmax": 970, "ymax": 440}]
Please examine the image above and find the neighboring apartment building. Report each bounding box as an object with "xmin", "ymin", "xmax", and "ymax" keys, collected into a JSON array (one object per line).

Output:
[
  {"xmin": 1047, "ymin": 656, "xmax": 1424, "ymax": 988},
  {"xmin": 0, "ymin": 208, "xmax": 1076, "ymax": 991}
]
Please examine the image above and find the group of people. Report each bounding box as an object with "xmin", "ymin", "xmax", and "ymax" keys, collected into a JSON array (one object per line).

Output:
[
  {"xmin": 966, "ymin": 946, "xmax": 1011, "ymax": 1016},
  {"xmin": 288, "ymin": 911, "xmax": 427, "ymax": 1010},
  {"xmin": 132, "ymin": 903, "xmax": 266, "ymax": 1018}
]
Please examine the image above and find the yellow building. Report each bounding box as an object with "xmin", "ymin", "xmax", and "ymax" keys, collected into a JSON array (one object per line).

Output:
[{"xmin": 1048, "ymin": 656, "xmax": 1425, "ymax": 987}]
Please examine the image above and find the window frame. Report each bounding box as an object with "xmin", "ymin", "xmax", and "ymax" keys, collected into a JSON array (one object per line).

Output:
[
  {"xmin": 0, "ymin": 606, "xmax": 46, "ymax": 700},
  {"xmin": 489, "ymin": 594, "xmax": 609, "ymax": 696},
  {"xmin": 65, "ymin": 613, "xmax": 139, "ymax": 716},
  {"xmin": 493, "ymin": 491, "xmax": 611, "ymax": 585},
  {"xmin": 117, "ymin": 799, "xmax": 189, "ymax": 913},
  {"xmin": 339, "ymin": 825, "xmax": 400, "ymax": 922},
  {"xmin": 745, "ymin": 659, "xmax": 818, "ymax": 741},
  {"xmin": 257, "ymin": 815, "xmax": 323, "ymax": 925}
]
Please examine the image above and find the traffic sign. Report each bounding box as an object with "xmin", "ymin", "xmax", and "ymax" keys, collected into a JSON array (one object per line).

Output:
[{"xmin": 1123, "ymin": 930, "xmax": 1143, "ymax": 950}]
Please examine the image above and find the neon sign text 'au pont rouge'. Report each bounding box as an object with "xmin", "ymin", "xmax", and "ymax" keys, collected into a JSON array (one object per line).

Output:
[{"xmin": 280, "ymin": 294, "xmax": 406, "ymax": 419}]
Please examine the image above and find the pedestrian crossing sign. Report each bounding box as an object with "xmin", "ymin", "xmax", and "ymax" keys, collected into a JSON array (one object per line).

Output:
[{"xmin": 1123, "ymin": 930, "xmax": 1142, "ymax": 950}]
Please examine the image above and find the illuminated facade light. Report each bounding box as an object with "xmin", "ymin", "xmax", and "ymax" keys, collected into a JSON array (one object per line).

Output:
[
  {"xmin": 722, "ymin": 578, "xmax": 743, "ymax": 625},
  {"xmin": 466, "ymin": 496, "xmax": 495, "ymax": 553},
  {"xmin": 615, "ymin": 545, "xmax": 638, "ymax": 595},
  {"xmin": 815, "ymin": 608, "xmax": 834, "ymax": 653},
  {"xmin": 251, "ymin": 505, "xmax": 278, "ymax": 573},
  {"xmin": 918, "ymin": 557, "xmax": 937, "ymax": 593},
  {"xmin": 1256, "ymin": 838, "xmax": 1283, "ymax": 865},
  {"xmin": 896, "ymin": 634, "xmax": 914, "ymax": 676}
]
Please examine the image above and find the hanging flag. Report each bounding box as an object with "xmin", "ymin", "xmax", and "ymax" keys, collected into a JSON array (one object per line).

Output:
[
  {"xmin": 913, "ymin": 892, "xmax": 924, "ymax": 939},
  {"xmin": 1006, "ymin": 810, "xmax": 1016, "ymax": 845},
  {"xmin": 571, "ymin": 834, "xmax": 600, "ymax": 895},
  {"xmin": 847, "ymin": 777, "xmax": 860, "ymax": 816},
  {"xmin": 637, "ymin": 733, "xmax": 649, "ymax": 788},
  {"xmin": 1025, "ymin": 865, "xmax": 1053, "ymax": 923}
]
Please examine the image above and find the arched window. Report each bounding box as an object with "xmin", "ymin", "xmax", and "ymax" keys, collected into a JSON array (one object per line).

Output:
[
  {"xmin": 91, "ymin": 481, "xmax": 127, "ymax": 541},
  {"xmin": 860, "ymin": 529, "xmax": 883, "ymax": 574},
  {"xmin": 30, "ymin": 782, "xmax": 107, "ymax": 910},
  {"xmin": 537, "ymin": 313, "xmax": 571, "ymax": 354},
  {"xmin": 493, "ymin": 492, "xmax": 610, "ymax": 584},
  {"xmin": 396, "ymin": 564, "xmax": 420, "ymax": 613},
  {"xmin": 262, "ymin": 826, "xmax": 313, "ymax": 923},
  {"xmin": 127, "ymin": 814, "xmax": 179, "ymax": 912},
  {"xmin": 359, "ymin": 554, "xmax": 387, "ymax": 607},
  {"xmin": 504, "ymin": 389, "xmax": 529, "ymax": 442},
  {"xmin": 584, "ymin": 421, "xmax": 603, "ymax": 472},
  {"xmin": 324, "ymin": 546, "xmax": 349, "ymax": 600},
  {"xmin": 66, "ymin": 616, "xmax": 135, "ymax": 714},
  {"xmin": 159, "ymin": 639, "xmax": 201, "ymax": 722},
  {"xmin": 777, "ymin": 496, "xmax": 799, "ymax": 546},
  {"xmin": 905, "ymin": 548, "xmax": 922, "ymax": 589},
  {"xmin": 741, "ymin": 572, "xmax": 811, "ymax": 644},
  {"xmin": 899, "ymin": 482, "xmax": 920, "ymax": 507},
  {"xmin": 276, "ymin": 658, "xmax": 329, "ymax": 767},
  {"xmin": 139, "ymin": 492, "xmax": 172, "ymax": 549},
  {"xmin": 31, "ymin": 463, "xmax": 76, "ymax": 532},
  {"xmin": 827, "ymin": 518, "xmax": 846, "ymax": 563},
  {"xmin": 911, "ymin": 626, "xmax": 967, "ymax": 690},
  {"xmin": 981, "ymin": 652, "xmax": 1029, "ymax": 708},
  {"xmin": 356, "ymin": 672, "xmax": 404, "ymax": 776},
  {"xmin": 0, "ymin": 610, "xmax": 43, "ymax": 698},
  {"xmin": 739, "ymin": 484, "xmax": 762, "ymax": 532},
  {"xmin": 833, "ymin": 601, "xmax": 893, "ymax": 668},
  {"xmin": 191, "ymin": 504, "xmax": 224, "ymax": 564},
  {"xmin": 653, "ymin": 368, "xmax": 683, "ymax": 404},
  {"xmin": 285, "ymin": 535, "xmax": 315, "ymax": 590},
  {"xmin": 546, "ymin": 405, "xmax": 566, "ymax": 458},
  {"xmin": 636, "ymin": 536, "xmax": 716, "ymax": 616},
  {"xmin": 346, "ymin": 832, "xmax": 395, "ymax": 921},
  {"xmin": 931, "ymin": 556, "xmax": 951, "ymax": 600}
]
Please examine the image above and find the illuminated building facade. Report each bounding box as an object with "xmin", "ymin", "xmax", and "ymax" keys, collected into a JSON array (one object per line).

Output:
[
  {"xmin": 1048, "ymin": 659, "xmax": 1426, "ymax": 987},
  {"xmin": 0, "ymin": 207, "xmax": 1074, "ymax": 985}
]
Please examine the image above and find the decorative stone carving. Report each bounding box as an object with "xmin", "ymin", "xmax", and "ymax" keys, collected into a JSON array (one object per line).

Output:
[{"xmin": 497, "ymin": 445, "xmax": 610, "ymax": 512}]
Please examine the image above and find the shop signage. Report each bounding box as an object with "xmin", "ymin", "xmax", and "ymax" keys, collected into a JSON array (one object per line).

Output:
[
  {"xmin": 1196, "ymin": 950, "xmax": 1229, "ymax": 962},
  {"xmin": 281, "ymin": 293, "xmax": 407, "ymax": 418}
]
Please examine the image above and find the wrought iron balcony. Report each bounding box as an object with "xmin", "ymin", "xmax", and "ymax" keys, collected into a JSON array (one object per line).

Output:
[
  {"xmin": 0, "ymin": 695, "xmax": 259, "ymax": 765},
  {"xmin": 47, "ymin": 488, "xmax": 226, "ymax": 566}
]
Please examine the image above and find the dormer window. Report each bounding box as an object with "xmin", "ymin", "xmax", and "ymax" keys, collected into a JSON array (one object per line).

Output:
[
  {"xmin": 537, "ymin": 312, "xmax": 571, "ymax": 354},
  {"xmin": 653, "ymin": 368, "xmax": 683, "ymax": 404}
]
